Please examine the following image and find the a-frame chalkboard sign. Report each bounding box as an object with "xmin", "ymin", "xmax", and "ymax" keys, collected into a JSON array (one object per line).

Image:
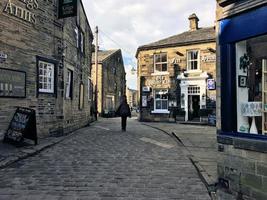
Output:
[{"xmin": 3, "ymin": 107, "xmax": 37, "ymax": 146}]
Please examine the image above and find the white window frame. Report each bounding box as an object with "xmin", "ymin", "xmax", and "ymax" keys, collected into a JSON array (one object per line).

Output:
[
  {"xmin": 152, "ymin": 89, "xmax": 169, "ymax": 113},
  {"xmin": 154, "ymin": 53, "xmax": 168, "ymax": 73},
  {"xmin": 66, "ymin": 69, "xmax": 73, "ymax": 99},
  {"xmin": 38, "ymin": 61, "xmax": 55, "ymax": 93},
  {"xmin": 75, "ymin": 26, "xmax": 79, "ymax": 48},
  {"xmin": 187, "ymin": 50, "xmax": 200, "ymax": 71}
]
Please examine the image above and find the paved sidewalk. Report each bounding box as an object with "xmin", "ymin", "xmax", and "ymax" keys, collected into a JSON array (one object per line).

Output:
[
  {"xmin": 0, "ymin": 127, "xmax": 88, "ymax": 169},
  {"xmin": 143, "ymin": 122, "xmax": 218, "ymax": 192}
]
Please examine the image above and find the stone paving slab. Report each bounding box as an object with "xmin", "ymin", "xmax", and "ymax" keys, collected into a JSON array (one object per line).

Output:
[{"xmin": 143, "ymin": 122, "xmax": 218, "ymax": 190}]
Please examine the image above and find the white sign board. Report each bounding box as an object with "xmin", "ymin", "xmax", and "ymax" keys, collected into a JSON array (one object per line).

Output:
[{"xmin": 142, "ymin": 96, "xmax": 147, "ymax": 107}]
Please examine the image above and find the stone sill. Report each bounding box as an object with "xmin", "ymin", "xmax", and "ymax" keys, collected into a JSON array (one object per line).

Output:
[{"xmin": 217, "ymin": 134, "xmax": 267, "ymax": 153}]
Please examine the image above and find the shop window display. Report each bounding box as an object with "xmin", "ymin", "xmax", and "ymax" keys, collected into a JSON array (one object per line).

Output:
[{"xmin": 236, "ymin": 35, "xmax": 267, "ymax": 135}]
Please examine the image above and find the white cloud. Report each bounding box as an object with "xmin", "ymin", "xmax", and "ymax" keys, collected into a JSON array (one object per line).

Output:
[{"xmin": 83, "ymin": 0, "xmax": 216, "ymax": 89}]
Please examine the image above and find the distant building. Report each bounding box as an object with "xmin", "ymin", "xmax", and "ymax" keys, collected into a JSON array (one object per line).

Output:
[
  {"xmin": 92, "ymin": 49, "xmax": 126, "ymax": 116},
  {"xmin": 126, "ymin": 87, "xmax": 138, "ymax": 109},
  {"xmin": 136, "ymin": 14, "xmax": 216, "ymax": 122},
  {"xmin": 216, "ymin": 1, "xmax": 267, "ymax": 199},
  {"xmin": 0, "ymin": 0, "xmax": 94, "ymax": 138}
]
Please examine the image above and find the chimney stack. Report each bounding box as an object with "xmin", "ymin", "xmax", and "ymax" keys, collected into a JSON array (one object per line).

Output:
[{"xmin": 188, "ymin": 13, "xmax": 199, "ymax": 31}]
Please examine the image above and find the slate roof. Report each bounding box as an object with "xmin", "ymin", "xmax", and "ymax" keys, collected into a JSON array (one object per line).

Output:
[
  {"xmin": 136, "ymin": 27, "xmax": 215, "ymax": 57},
  {"xmin": 92, "ymin": 49, "xmax": 120, "ymax": 63}
]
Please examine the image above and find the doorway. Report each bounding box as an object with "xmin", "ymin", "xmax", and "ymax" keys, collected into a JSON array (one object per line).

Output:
[{"xmin": 188, "ymin": 95, "xmax": 200, "ymax": 120}]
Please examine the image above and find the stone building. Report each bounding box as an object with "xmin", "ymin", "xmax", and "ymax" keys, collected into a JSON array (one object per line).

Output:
[
  {"xmin": 92, "ymin": 49, "xmax": 126, "ymax": 117},
  {"xmin": 216, "ymin": 1, "xmax": 267, "ymax": 199},
  {"xmin": 126, "ymin": 87, "xmax": 138, "ymax": 109},
  {"xmin": 0, "ymin": 0, "xmax": 94, "ymax": 139},
  {"xmin": 136, "ymin": 14, "xmax": 216, "ymax": 122}
]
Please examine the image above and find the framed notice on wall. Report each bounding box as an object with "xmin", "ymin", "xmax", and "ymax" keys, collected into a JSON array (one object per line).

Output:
[
  {"xmin": 142, "ymin": 96, "xmax": 147, "ymax": 107},
  {"xmin": 0, "ymin": 68, "xmax": 26, "ymax": 98}
]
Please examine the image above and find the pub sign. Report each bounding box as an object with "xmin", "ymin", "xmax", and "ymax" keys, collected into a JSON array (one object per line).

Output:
[{"xmin": 58, "ymin": 0, "xmax": 77, "ymax": 19}]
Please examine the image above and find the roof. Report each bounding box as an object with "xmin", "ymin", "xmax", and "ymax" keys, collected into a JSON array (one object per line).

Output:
[
  {"xmin": 92, "ymin": 49, "xmax": 120, "ymax": 63},
  {"xmin": 136, "ymin": 26, "xmax": 215, "ymax": 57}
]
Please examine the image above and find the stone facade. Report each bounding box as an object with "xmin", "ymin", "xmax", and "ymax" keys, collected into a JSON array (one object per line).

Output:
[
  {"xmin": 216, "ymin": 1, "xmax": 267, "ymax": 199},
  {"xmin": 126, "ymin": 87, "xmax": 138, "ymax": 109},
  {"xmin": 0, "ymin": 0, "xmax": 93, "ymax": 139},
  {"xmin": 92, "ymin": 49, "xmax": 126, "ymax": 116},
  {"xmin": 136, "ymin": 14, "xmax": 216, "ymax": 122}
]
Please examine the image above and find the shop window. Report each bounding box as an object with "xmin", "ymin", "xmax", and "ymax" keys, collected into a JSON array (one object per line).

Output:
[
  {"xmin": 66, "ymin": 69, "xmax": 73, "ymax": 99},
  {"xmin": 236, "ymin": 35, "xmax": 267, "ymax": 136},
  {"xmin": 154, "ymin": 53, "xmax": 167, "ymax": 72},
  {"xmin": 154, "ymin": 89, "xmax": 168, "ymax": 110},
  {"xmin": 38, "ymin": 60, "xmax": 55, "ymax": 94},
  {"xmin": 187, "ymin": 50, "xmax": 200, "ymax": 71}
]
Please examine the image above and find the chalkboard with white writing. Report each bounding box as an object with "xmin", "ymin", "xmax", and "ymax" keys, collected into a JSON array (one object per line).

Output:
[{"xmin": 4, "ymin": 107, "xmax": 37, "ymax": 146}]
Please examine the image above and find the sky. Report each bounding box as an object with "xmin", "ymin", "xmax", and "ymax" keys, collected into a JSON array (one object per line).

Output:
[{"xmin": 83, "ymin": 0, "xmax": 216, "ymax": 90}]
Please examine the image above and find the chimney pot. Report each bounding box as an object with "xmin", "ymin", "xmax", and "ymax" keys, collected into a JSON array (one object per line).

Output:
[{"xmin": 188, "ymin": 13, "xmax": 199, "ymax": 31}]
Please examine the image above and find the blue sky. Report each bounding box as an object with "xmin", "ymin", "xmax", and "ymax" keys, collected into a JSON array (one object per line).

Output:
[{"xmin": 83, "ymin": 0, "xmax": 216, "ymax": 90}]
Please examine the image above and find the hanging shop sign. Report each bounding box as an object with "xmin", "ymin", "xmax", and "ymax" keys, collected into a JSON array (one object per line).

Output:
[
  {"xmin": 3, "ymin": 0, "xmax": 38, "ymax": 24},
  {"xmin": 4, "ymin": 107, "xmax": 37, "ymax": 146},
  {"xmin": 58, "ymin": 0, "xmax": 77, "ymax": 19},
  {"xmin": 0, "ymin": 68, "xmax": 26, "ymax": 98}
]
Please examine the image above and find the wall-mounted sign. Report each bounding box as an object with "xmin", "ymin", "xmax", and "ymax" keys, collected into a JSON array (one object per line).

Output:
[
  {"xmin": 207, "ymin": 79, "xmax": 216, "ymax": 90},
  {"xmin": 142, "ymin": 96, "xmax": 147, "ymax": 107},
  {"xmin": 0, "ymin": 52, "xmax": 7, "ymax": 59},
  {"xmin": 147, "ymin": 75, "xmax": 170, "ymax": 87},
  {"xmin": 3, "ymin": 0, "xmax": 38, "ymax": 24},
  {"xmin": 201, "ymin": 55, "xmax": 216, "ymax": 63},
  {"xmin": 58, "ymin": 0, "xmax": 78, "ymax": 19},
  {"xmin": 171, "ymin": 57, "xmax": 183, "ymax": 64},
  {"xmin": 0, "ymin": 68, "xmax": 26, "ymax": 98},
  {"xmin": 142, "ymin": 86, "xmax": 150, "ymax": 92}
]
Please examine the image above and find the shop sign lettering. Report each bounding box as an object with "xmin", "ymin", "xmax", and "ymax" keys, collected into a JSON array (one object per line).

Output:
[
  {"xmin": 201, "ymin": 55, "xmax": 216, "ymax": 63},
  {"xmin": 3, "ymin": 0, "xmax": 39, "ymax": 25}
]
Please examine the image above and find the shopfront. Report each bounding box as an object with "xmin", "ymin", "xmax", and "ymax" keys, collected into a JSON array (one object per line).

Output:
[{"xmin": 217, "ymin": 3, "xmax": 267, "ymax": 199}]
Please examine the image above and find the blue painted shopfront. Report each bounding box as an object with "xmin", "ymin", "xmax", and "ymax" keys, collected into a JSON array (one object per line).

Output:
[{"xmin": 219, "ymin": 5, "xmax": 267, "ymax": 140}]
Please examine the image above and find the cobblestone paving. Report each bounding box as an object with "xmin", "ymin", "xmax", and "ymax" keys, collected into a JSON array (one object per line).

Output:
[{"xmin": 0, "ymin": 118, "xmax": 210, "ymax": 200}]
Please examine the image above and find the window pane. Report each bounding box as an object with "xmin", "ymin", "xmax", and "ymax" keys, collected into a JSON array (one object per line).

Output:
[
  {"xmin": 156, "ymin": 100, "xmax": 161, "ymax": 109},
  {"xmin": 162, "ymin": 101, "xmax": 168, "ymax": 109},
  {"xmin": 156, "ymin": 64, "xmax": 161, "ymax": 71},
  {"xmin": 193, "ymin": 51, "xmax": 198, "ymax": 59},
  {"xmin": 161, "ymin": 54, "xmax": 167, "ymax": 62},
  {"xmin": 162, "ymin": 94, "xmax": 168, "ymax": 99},
  {"xmin": 162, "ymin": 64, "xmax": 167, "ymax": 71},
  {"xmin": 155, "ymin": 55, "xmax": 161, "ymax": 63},
  {"xmin": 193, "ymin": 61, "xmax": 198, "ymax": 69}
]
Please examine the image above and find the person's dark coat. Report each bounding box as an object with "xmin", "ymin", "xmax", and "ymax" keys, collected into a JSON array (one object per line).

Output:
[{"xmin": 116, "ymin": 102, "xmax": 131, "ymax": 117}]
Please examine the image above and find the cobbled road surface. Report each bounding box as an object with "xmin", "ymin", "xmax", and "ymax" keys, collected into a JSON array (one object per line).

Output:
[{"xmin": 0, "ymin": 118, "xmax": 210, "ymax": 200}]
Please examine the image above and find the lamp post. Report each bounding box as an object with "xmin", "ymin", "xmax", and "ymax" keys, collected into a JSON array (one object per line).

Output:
[{"xmin": 95, "ymin": 26, "xmax": 98, "ymax": 120}]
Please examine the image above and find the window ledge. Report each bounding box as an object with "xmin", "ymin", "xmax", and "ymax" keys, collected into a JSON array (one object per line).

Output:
[
  {"xmin": 151, "ymin": 110, "xmax": 170, "ymax": 114},
  {"xmin": 217, "ymin": 134, "xmax": 267, "ymax": 153},
  {"xmin": 151, "ymin": 72, "xmax": 169, "ymax": 76},
  {"xmin": 185, "ymin": 70, "xmax": 202, "ymax": 74}
]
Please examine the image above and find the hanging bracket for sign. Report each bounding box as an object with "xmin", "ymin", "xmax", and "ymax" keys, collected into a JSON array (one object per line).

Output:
[
  {"xmin": 58, "ymin": 0, "xmax": 78, "ymax": 19},
  {"xmin": 3, "ymin": 107, "xmax": 37, "ymax": 146}
]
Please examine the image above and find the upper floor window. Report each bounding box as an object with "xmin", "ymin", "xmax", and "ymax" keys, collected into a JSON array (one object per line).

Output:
[
  {"xmin": 154, "ymin": 53, "xmax": 167, "ymax": 72},
  {"xmin": 187, "ymin": 50, "xmax": 200, "ymax": 71},
  {"xmin": 66, "ymin": 69, "xmax": 73, "ymax": 99},
  {"xmin": 75, "ymin": 26, "xmax": 85, "ymax": 53},
  {"xmin": 38, "ymin": 61, "xmax": 55, "ymax": 94}
]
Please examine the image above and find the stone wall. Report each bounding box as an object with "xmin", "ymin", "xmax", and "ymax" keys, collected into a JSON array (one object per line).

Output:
[
  {"xmin": 0, "ymin": 0, "xmax": 93, "ymax": 138},
  {"xmin": 137, "ymin": 42, "xmax": 216, "ymax": 121},
  {"xmin": 102, "ymin": 50, "xmax": 126, "ymax": 113}
]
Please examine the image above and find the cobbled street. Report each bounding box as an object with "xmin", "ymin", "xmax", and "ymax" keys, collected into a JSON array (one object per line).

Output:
[{"xmin": 0, "ymin": 118, "xmax": 210, "ymax": 200}]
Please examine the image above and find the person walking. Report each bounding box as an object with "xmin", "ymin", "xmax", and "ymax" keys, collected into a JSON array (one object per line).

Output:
[{"xmin": 116, "ymin": 95, "xmax": 131, "ymax": 131}]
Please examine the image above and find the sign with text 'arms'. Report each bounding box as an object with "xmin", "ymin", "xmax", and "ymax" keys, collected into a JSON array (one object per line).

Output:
[
  {"xmin": 58, "ymin": 0, "xmax": 77, "ymax": 19},
  {"xmin": 4, "ymin": 107, "xmax": 37, "ymax": 146}
]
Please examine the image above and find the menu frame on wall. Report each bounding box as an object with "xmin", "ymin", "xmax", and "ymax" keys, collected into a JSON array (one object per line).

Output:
[{"xmin": 0, "ymin": 68, "xmax": 26, "ymax": 98}]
